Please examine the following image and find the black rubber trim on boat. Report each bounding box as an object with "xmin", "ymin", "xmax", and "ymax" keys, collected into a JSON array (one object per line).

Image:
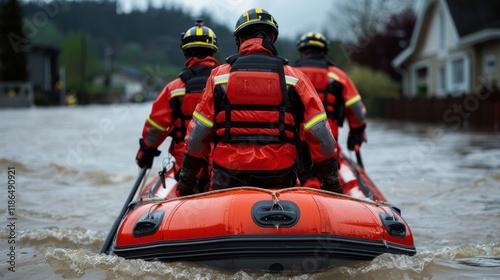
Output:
[
  {"xmin": 113, "ymin": 233, "xmax": 417, "ymax": 263},
  {"xmin": 133, "ymin": 210, "xmax": 165, "ymax": 237},
  {"xmin": 251, "ymin": 200, "xmax": 300, "ymax": 228}
]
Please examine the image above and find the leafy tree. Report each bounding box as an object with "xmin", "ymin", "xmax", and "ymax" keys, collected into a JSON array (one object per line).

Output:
[
  {"xmin": 329, "ymin": 0, "xmax": 415, "ymax": 43},
  {"xmin": 348, "ymin": 8, "xmax": 416, "ymax": 82},
  {"xmin": 28, "ymin": 21, "xmax": 64, "ymax": 48},
  {"xmin": 17, "ymin": 0, "xmax": 301, "ymax": 104},
  {"xmin": 347, "ymin": 64, "xmax": 400, "ymax": 98},
  {"xmin": 59, "ymin": 31, "xmax": 101, "ymax": 104},
  {"xmin": 0, "ymin": 0, "xmax": 28, "ymax": 81},
  {"xmin": 117, "ymin": 42, "xmax": 144, "ymax": 67},
  {"xmin": 326, "ymin": 40, "xmax": 352, "ymax": 70}
]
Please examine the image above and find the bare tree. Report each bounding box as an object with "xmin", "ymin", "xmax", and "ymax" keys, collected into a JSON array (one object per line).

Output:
[{"xmin": 329, "ymin": 0, "xmax": 416, "ymax": 43}]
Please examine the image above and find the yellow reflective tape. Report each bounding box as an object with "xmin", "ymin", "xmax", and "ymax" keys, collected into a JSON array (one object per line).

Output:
[
  {"xmin": 182, "ymin": 42, "xmax": 218, "ymax": 50},
  {"xmin": 345, "ymin": 95, "xmax": 361, "ymax": 107},
  {"xmin": 304, "ymin": 113, "xmax": 327, "ymax": 130},
  {"xmin": 235, "ymin": 18, "xmax": 271, "ymax": 33},
  {"xmin": 171, "ymin": 88, "xmax": 185, "ymax": 98},
  {"xmin": 147, "ymin": 116, "xmax": 167, "ymax": 131},
  {"xmin": 308, "ymin": 40, "xmax": 325, "ymax": 48},
  {"xmin": 285, "ymin": 75, "xmax": 298, "ymax": 86},
  {"xmin": 196, "ymin": 26, "xmax": 203, "ymax": 36},
  {"xmin": 193, "ymin": 111, "xmax": 213, "ymax": 127},
  {"xmin": 327, "ymin": 72, "xmax": 339, "ymax": 81},
  {"xmin": 214, "ymin": 74, "xmax": 229, "ymax": 85}
]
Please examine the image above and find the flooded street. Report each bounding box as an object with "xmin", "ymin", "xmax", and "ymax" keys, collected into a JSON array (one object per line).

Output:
[{"xmin": 1, "ymin": 103, "xmax": 499, "ymax": 279}]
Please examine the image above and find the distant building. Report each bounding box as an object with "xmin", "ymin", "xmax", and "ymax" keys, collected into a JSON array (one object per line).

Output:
[
  {"xmin": 392, "ymin": 0, "xmax": 500, "ymax": 98},
  {"xmin": 0, "ymin": 45, "xmax": 60, "ymax": 108},
  {"xmin": 93, "ymin": 67, "xmax": 157, "ymax": 103},
  {"xmin": 23, "ymin": 45, "xmax": 61, "ymax": 104}
]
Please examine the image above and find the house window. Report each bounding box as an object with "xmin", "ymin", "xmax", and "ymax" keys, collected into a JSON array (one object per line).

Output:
[
  {"xmin": 484, "ymin": 55, "xmax": 496, "ymax": 74},
  {"xmin": 416, "ymin": 67, "xmax": 428, "ymax": 97},
  {"xmin": 451, "ymin": 58, "xmax": 464, "ymax": 85},
  {"xmin": 438, "ymin": 65, "xmax": 446, "ymax": 94}
]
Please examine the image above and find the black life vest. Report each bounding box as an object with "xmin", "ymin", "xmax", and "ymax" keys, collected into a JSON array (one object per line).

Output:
[{"xmin": 169, "ymin": 66, "xmax": 212, "ymax": 143}]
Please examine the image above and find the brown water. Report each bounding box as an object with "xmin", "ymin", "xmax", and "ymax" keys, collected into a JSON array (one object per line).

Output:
[{"xmin": 1, "ymin": 103, "xmax": 499, "ymax": 279}]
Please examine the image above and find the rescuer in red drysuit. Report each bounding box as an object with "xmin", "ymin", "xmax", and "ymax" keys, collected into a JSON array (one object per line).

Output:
[
  {"xmin": 176, "ymin": 8, "xmax": 342, "ymax": 196},
  {"xmin": 135, "ymin": 20, "xmax": 219, "ymax": 191},
  {"xmin": 294, "ymin": 32, "xmax": 367, "ymax": 187}
]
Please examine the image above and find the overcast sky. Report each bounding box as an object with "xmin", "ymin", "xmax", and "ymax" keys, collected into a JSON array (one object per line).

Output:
[{"xmin": 117, "ymin": 0, "xmax": 335, "ymax": 40}]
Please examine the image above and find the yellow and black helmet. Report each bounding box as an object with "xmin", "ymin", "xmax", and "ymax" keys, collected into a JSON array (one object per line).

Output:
[
  {"xmin": 233, "ymin": 8, "xmax": 279, "ymax": 42},
  {"xmin": 180, "ymin": 20, "xmax": 218, "ymax": 52},
  {"xmin": 297, "ymin": 32, "xmax": 330, "ymax": 53}
]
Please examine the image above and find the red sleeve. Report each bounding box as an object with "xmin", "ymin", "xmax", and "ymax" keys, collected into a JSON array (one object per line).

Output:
[
  {"xmin": 330, "ymin": 67, "xmax": 366, "ymax": 129},
  {"xmin": 289, "ymin": 66, "xmax": 338, "ymax": 162},
  {"xmin": 141, "ymin": 79, "xmax": 183, "ymax": 147}
]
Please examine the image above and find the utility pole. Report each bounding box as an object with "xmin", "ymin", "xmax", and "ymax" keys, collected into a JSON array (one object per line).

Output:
[{"xmin": 80, "ymin": 32, "xmax": 87, "ymax": 104}]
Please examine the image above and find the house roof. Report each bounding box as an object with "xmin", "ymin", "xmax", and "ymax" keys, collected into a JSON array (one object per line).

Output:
[
  {"xmin": 447, "ymin": 0, "xmax": 500, "ymax": 37},
  {"xmin": 392, "ymin": 0, "xmax": 500, "ymax": 68}
]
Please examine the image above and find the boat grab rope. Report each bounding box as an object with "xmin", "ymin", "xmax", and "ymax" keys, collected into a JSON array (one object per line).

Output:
[
  {"xmin": 271, "ymin": 191, "xmax": 284, "ymax": 211},
  {"xmin": 139, "ymin": 186, "xmax": 390, "ymax": 207},
  {"xmin": 146, "ymin": 203, "xmax": 157, "ymax": 219}
]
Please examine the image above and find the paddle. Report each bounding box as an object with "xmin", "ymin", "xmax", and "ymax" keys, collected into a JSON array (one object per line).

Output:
[
  {"xmin": 99, "ymin": 167, "xmax": 149, "ymax": 254},
  {"xmin": 346, "ymin": 144, "xmax": 372, "ymax": 199},
  {"xmin": 354, "ymin": 144, "xmax": 364, "ymax": 169}
]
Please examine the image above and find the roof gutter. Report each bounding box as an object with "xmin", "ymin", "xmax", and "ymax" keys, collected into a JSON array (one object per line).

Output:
[{"xmin": 459, "ymin": 29, "xmax": 500, "ymax": 47}]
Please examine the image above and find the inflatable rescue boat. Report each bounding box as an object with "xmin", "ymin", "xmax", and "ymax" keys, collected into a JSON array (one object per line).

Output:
[{"xmin": 101, "ymin": 154, "xmax": 416, "ymax": 272}]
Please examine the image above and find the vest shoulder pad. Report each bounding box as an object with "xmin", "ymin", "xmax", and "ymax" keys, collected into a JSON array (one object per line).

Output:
[
  {"xmin": 178, "ymin": 68, "xmax": 193, "ymax": 82},
  {"xmin": 275, "ymin": 55, "xmax": 289, "ymax": 65},
  {"xmin": 226, "ymin": 54, "xmax": 240, "ymax": 65}
]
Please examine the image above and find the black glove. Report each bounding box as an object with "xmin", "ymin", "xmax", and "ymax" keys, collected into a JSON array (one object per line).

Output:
[
  {"xmin": 314, "ymin": 156, "xmax": 342, "ymax": 194},
  {"xmin": 135, "ymin": 138, "xmax": 161, "ymax": 168},
  {"xmin": 347, "ymin": 125, "xmax": 367, "ymax": 151},
  {"xmin": 177, "ymin": 167, "xmax": 200, "ymax": 196},
  {"xmin": 176, "ymin": 153, "xmax": 206, "ymax": 196}
]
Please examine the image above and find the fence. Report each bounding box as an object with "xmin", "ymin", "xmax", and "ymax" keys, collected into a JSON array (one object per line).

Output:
[
  {"xmin": 365, "ymin": 90, "xmax": 500, "ymax": 132},
  {"xmin": 0, "ymin": 83, "xmax": 34, "ymax": 108}
]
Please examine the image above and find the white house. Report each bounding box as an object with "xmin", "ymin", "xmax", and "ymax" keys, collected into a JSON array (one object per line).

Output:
[{"xmin": 392, "ymin": 0, "xmax": 500, "ymax": 98}]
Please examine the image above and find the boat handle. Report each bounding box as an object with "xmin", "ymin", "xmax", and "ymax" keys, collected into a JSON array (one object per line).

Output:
[
  {"xmin": 251, "ymin": 200, "xmax": 300, "ymax": 228},
  {"xmin": 379, "ymin": 212, "xmax": 406, "ymax": 238},
  {"xmin": 133, "ymin": 210, "xmax": 165, "ymax": 237}
]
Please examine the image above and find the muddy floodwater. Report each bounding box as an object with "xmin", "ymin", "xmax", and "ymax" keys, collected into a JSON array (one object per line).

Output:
[{"xmin": 1, "ymin": 103, "xmax": 499, "ymax": 279}]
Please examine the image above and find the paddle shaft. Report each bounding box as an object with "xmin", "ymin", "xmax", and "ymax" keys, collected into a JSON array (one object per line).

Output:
[
  {"xmin": 99, "ymin": 167, "xmax": 148, "ymax": 254},
  {"xmin": 354, "ymin": 145, "xmax": 364, "ymax": 169}
]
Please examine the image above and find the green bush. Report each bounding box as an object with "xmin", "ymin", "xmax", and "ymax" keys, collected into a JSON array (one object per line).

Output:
[
  {"xmin": 346, "ymin": 64, "xmax": 400, "ymax": 98},
  {"xmin": 34, "ymin": 91, "xmax": 50, "ymax": 106}
]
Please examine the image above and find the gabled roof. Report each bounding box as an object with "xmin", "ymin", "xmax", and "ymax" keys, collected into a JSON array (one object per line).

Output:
[
  {"xmin": 393, "ymin": 0, "xmax": 500, "ymax": 68},
  {"xmin": 447, "ymin": 0, "xmax": 500, "ymax": 37}
]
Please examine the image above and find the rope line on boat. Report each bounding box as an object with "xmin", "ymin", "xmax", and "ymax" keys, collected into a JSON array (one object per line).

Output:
[
  {"xmin": 139, "ymin": 186, "xmax": 390, "ymax": 207},
  {"xmin": 271, "ymin": 191, "xmax": 284, "ymax": 211},
  {"xmin": 146, "ymin": 203, "xmax": 158, "ymax": 219}
]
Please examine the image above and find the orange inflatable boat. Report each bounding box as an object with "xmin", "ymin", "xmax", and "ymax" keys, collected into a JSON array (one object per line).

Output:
[{"xmin": 102, "ymin": 154, "xmax": 416, "ymax": 272}]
